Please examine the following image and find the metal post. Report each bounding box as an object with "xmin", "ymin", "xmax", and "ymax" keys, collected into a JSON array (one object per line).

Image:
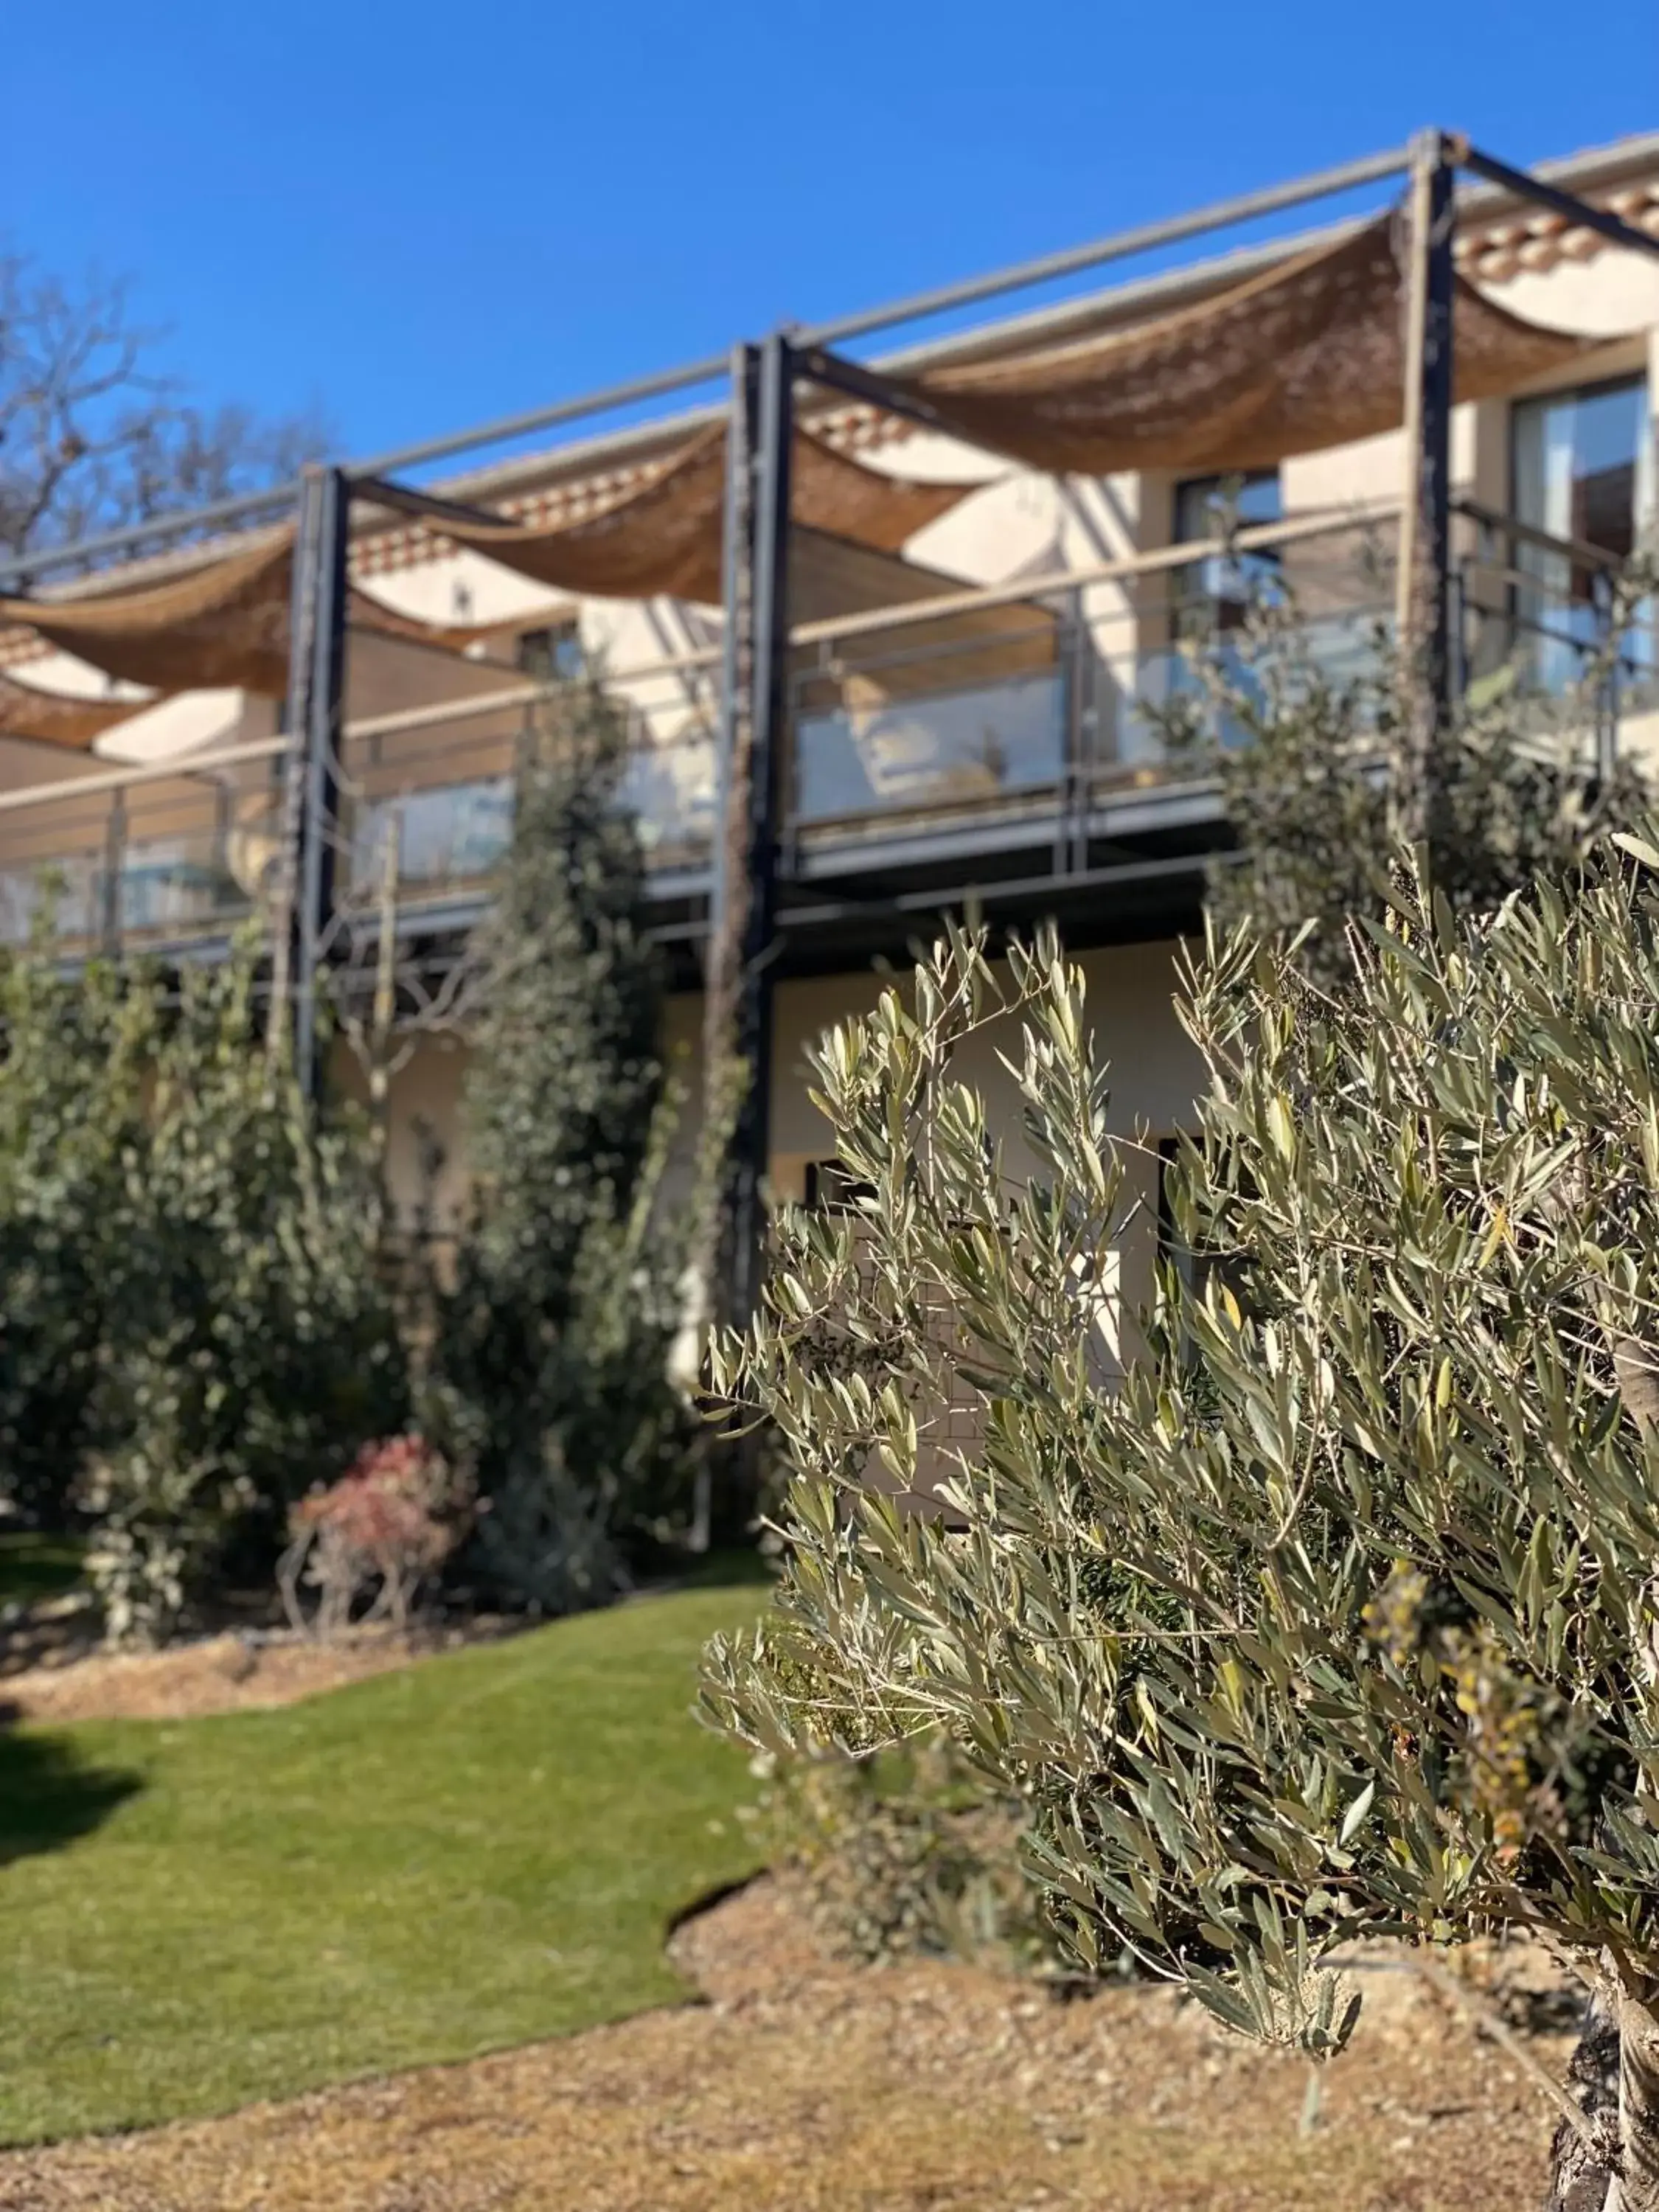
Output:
[
  {"xmin": 696, "ymin": 346, "xmax": 758, "ymax": 1349},
  {"xmin": 266, "ymin": 479, "xmax": 322, "ymax": 1057},
  {"xmin": 369, "ymin": 812, "xmax": 402, "ymax": 1131},
  {"xmin": 293, "ymin": 467, "xmax": 349, "ymax": 1101},
  {"xmin": 1594, "ymin": 568, "xmax": 1620, "ymax": 785},
  {"xmin": 1058, "ymin": 588, "xmax": 1089, "ymax": 877},
  {"xmin": 268, "ymin": 467, "xmax": 349, "ymax": 1093},
  {"xmin": 1394, "ymin": 128, "xmax": 1457, "ymax": 838},
  {"xmin": 100, "ymin": 787, "xmax": 126, "ymax": 958},
  {"xmin": 703, "ymin": 346, "xmax": 757, "ymax": 1062},
  {"xmin": 728, "ymin": 332, "xmax": 794, "ymax": 1328},
  {"xmin": 697, "ymin": 335, "xmax": 794, "ymax": 1336}
]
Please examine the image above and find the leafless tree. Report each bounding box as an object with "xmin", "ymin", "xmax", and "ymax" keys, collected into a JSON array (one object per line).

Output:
[{"xmin": 0, "ymin": 248, "xmax": 331, "ymax": 562}]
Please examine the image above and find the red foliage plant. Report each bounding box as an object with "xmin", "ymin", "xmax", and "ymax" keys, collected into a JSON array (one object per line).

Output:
[{"xmin": 279, "ymin": 1435, "xmax": 470, "ymax": 1638}]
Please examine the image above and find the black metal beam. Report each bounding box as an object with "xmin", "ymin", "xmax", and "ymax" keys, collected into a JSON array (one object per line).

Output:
[
  {"xmin": 1457, "ymin": 142, "xmax": 1659, "ymax": 264},
  {"xmin": 724, "ymin": 333, "xmax": 795, "ymax": 1328},
  {"xmin": 347, "ymin": 473, "xmax": 529, "ymax": 533},
  {"xmin": 796, "ymin": 145, "xmax": 1411, "ymax": 349},
  {"xmin": 792, "ymin": 344, "xmax": 975, "ymax": 443},
  {"xmin": 1396, "ymin": 129, "xmax": 1458, "ymax": 793},
  {"xmin": 0, "ymin": 143, "xmax": 1418, "ymax": 594},
  {"xmin": 285, "ymin": 467, "xmax": 351, "ymax": 1100},
  {"xmin": 22, "ymin": 129, "xmax": 1659, "ymax": 597}
]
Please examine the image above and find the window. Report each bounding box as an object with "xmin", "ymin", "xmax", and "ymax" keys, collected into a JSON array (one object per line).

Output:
[
  {"xmin": 515, "ymin": 625, "xmax": 583, "ymax": 682},
  {"xmin": 1512, "ymin": 375, "xmax": 1653, "ymax": 692},
  {"xmin": 804, "ymin": 1159, "xmax": 874, "ymax": 1213},
  {"xmin": 1172, "ymin": 469, "xmax": 1284, "ymax": 635}
]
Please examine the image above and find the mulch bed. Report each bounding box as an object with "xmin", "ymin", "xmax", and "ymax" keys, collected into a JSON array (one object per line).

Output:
[{"xmin": 0, "ymin": 1874, "xmax": 1579, "ymax": 2211}]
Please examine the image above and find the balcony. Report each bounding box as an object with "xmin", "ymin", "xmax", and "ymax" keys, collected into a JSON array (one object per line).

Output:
[{"xmin": 0, "ymin": 503, "xmax": 1652, "ymax": 962}]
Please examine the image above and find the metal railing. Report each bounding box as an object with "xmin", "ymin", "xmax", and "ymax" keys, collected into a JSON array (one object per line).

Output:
[{"xmin": 1, "ymin": 501, "xmax": 1651, "ymax": 953}]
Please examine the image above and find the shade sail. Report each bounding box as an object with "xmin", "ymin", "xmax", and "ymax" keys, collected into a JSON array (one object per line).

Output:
[
  {"xmin": 0, "ymin": 535, "xmax": 297, "ymax": 698},
  {"xmin": 0, "ymin": 672, "xmax": 153, "ymax": 751},
  {"xmin": 0, "ymin": 535, "xmax": 507, "ymax": 745},
  {"xmin": 898, "ymin": 215, "xmax": 1602, "ymax": 476},
  {"xmin": 0, "ymin": 427, "xmax": 975, "ymax": 747},
  {"xmin": 376, "ymin": 426, "xmax": 973, "ymax": 606}
]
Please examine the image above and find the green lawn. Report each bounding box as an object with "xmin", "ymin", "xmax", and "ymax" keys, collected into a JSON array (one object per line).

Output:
[{"xmin": 0, "ymin": 1575, "xmax": 769, "ymax": 2145}]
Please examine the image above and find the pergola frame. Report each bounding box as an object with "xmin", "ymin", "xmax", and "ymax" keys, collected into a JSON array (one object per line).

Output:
[
  {"xmin": 706, "ymin": 128, "xmax": 1659, "ymax": 1321},
  {"xmin": 3, "ymin": 129, "xmax": 1658, "ymax": 1252}
]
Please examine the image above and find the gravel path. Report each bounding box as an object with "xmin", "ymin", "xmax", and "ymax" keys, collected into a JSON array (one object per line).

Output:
[{"xmin": 0, "ymin": 1878, "xmax": 1574, "ymax": 2211}]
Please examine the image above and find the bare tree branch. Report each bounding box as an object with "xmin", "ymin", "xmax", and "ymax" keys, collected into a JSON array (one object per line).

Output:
[{"xmin": 0, "ymin": 247, "xmax": 332, "ymax": 564}]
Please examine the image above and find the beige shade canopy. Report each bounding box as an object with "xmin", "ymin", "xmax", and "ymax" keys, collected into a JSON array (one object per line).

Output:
[
  {"xmin": 0, "ymin": 212, "xmax": 1612, "ymax": 757},
  {"xmin": 375, "ymin": 425, "xmax": 973, "ymax": 607},
  {"xmin": 0, "ymin": 537, "xmax": 506, "ymax": 747},
  {"xmin": 0, "ymin": 671, "xmax": 150, "ymax": 750},
  {"xmin": 897, "ymin": 214, "xmax": 1601, "ymax": 476},
  {"xmin": 0, "ymin": 535, "xmax": 299, "ymax": 700},
  {"xmin": 0, "ymin": 430, "xmax": 974, "ymax": 749}
]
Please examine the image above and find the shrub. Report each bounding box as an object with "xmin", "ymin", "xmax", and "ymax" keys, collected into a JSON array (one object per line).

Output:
[
  {"xmin": 4, "ymin": 941, "xmax": 416, "ymax": 1646},
  {"xmin": 1157, "ymin": 537, "xmax": 1653, "ymax": 992},
  {"xmin": 279, "ymin": 1434, "xmax": 468, "ymax": 1638},
  {"xmin": 700, "ymin": 858, "xmax": 1659, "ymax": 2202},
  {"xmin": 436, "ymin": 678, "xmax": 705, "ymax": 1610},
  {"xmin": 0, "ymin": 942, "xmax": 149, "ymax": 1525},
  {"xmin": 752, "ymin": 1733, "xmax": 1067, "ymax": 1977}
]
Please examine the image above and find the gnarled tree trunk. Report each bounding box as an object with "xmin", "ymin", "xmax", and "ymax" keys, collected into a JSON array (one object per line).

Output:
[
  {"xmin": 1545, "ymin": 1989, "xmax": 1619, "ymax": 2211},
  {"xmin": 1610, "ymin": 1988, "xmax": 1659, "ymax": 2212}
]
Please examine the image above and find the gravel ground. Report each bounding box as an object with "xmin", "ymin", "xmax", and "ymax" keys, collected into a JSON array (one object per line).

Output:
[
  {"xmin": 0, "ymin": 1621, "xmax": 520, "ymax": 1726},
  {"xmin": 0, "ymin": 1877, "xmax": 1579, "ymax": 2212}
]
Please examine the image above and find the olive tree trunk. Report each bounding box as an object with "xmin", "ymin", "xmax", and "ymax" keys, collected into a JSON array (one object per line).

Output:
[
  {"xmin": 1608, "ymin": 1990, "xmax": 1659, "ymax": 2212},
  {"xmin": 1546, "ymin": 1991, "xmax": 1620, "ymax": 2211},
  {"xmin": 1545, "ymin": 1983, "xmax": 1659, "ymax": 2212}
]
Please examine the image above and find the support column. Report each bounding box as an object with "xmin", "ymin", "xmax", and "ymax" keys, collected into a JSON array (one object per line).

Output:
[
  {"xmin": 702, "ymin": 333, "xmax": 794, "ymax": 1334},
  {"xmin": 1394, "ymin": 128, "xmax": 1457, "ymax": 841},
  {"xmin": 268, "ymin": 466, "xmax": 349, "ymax": 1096},
  {"xmin": 100, "ymin": 787, "xmax": 126, "ymax": 959}
]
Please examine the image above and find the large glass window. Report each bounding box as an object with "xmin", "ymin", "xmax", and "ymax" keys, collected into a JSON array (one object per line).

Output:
[
  {"xmin": 1172, "ymin": 469, "xmax": 1283, "ymax": 633},
  {"xmin": 1119, "ymin": 469, "xmax": 1285, "ymax": 759},
  {"xmin": 1512, "ymin": 375, "xmax": 1653, "ymax": 695}
]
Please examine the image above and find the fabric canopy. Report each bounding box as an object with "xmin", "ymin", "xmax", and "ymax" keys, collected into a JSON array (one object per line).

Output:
[
  {"xmin": 898, "ymin": 215, "xmax": 1601, "ymax": 477},
  {"xmin": 375, "ymin": 426, "xmax": 972, "ymax": 607},
  {"xmin": 0, "ymin": 532, "xmax": 503, "ymax": 745},
  {"xmin": 0, "ymin": 534, "xmax": 297, "ymax": 698},
  {"xmin": 0, "ymin": 671, "xmax": 149, "ymax": 751},
  {"xmin": 0, "ymin": 428, "xmax": 971, "ymax": 748}
]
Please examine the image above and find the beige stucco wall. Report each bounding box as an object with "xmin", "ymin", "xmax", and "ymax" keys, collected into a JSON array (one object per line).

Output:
[{"xmin": 364, "ymin": 937, "xmax": 1200, "ymax": 1396}]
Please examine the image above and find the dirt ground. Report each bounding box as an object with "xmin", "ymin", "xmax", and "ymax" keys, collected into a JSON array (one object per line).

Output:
[
  {"xmin": 0, "ymin": 1872, "xmax": 1579, "ymax": 2212},
  {"xmin": 0, "ymin": 1618, "xmax": 519, "ymax": 1725}
]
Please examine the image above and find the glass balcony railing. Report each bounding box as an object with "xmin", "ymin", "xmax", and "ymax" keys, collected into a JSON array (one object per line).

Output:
[
  {"xmin": 793, "ymin": 666, "xmax": 1065, "ymax": 826},
  {"xmin": 0, "ymin": 823, "xmax": 268, "ymax": 942},
  {"xmin": 622, "ymin": 726, "xmax": 717, "ymax": 855},
  {"xmin": 352, "ymin": 777, "xmax": 515, "ymax": 891},
  {"xmin": 1109, "ymin": 608, "xmax": 1395, "ymax": 770},
  {"xmin": 1, "ymin": 506, "xmax": 1649, "ymax": 955}
]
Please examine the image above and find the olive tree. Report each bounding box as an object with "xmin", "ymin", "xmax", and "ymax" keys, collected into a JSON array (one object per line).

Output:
[
  {"xmin": 702, "ymin": 841, "xmax": 1659, "ymax": 2208},
  {"xmin": 1160, "ymin": 538, "xmax": 1654, "ymax": 995}
]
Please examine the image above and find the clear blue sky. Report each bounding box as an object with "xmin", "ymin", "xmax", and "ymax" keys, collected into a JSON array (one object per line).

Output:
[{"xmin": 6, "ymin": 1, "xmax": 1657, "ymax": 475}]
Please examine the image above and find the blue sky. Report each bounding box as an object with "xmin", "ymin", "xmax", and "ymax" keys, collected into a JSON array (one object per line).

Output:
[{"xmin": 5, "ymin": 1, "xmax": 1657, "ymax": 476}]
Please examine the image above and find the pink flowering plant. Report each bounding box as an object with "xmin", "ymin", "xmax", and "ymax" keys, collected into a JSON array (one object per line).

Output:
[{"xmin": 279, "ymin": 1434, "xmax": 471, "ymax": 1638}]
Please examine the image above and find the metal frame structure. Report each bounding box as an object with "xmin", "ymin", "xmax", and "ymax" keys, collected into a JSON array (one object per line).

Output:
[
  {"xmin": 4, "ymin": 129, "xmax": 1659, "ymax": 1308},
  {"xmin": 693, "ymin": 128, "xmax": 1659, "ymax": 1316}
]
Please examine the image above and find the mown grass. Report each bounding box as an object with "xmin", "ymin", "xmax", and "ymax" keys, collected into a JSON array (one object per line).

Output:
[{"xmin": 0, "ymin": 1575, "xmax": 768, "ymax": 2144}]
